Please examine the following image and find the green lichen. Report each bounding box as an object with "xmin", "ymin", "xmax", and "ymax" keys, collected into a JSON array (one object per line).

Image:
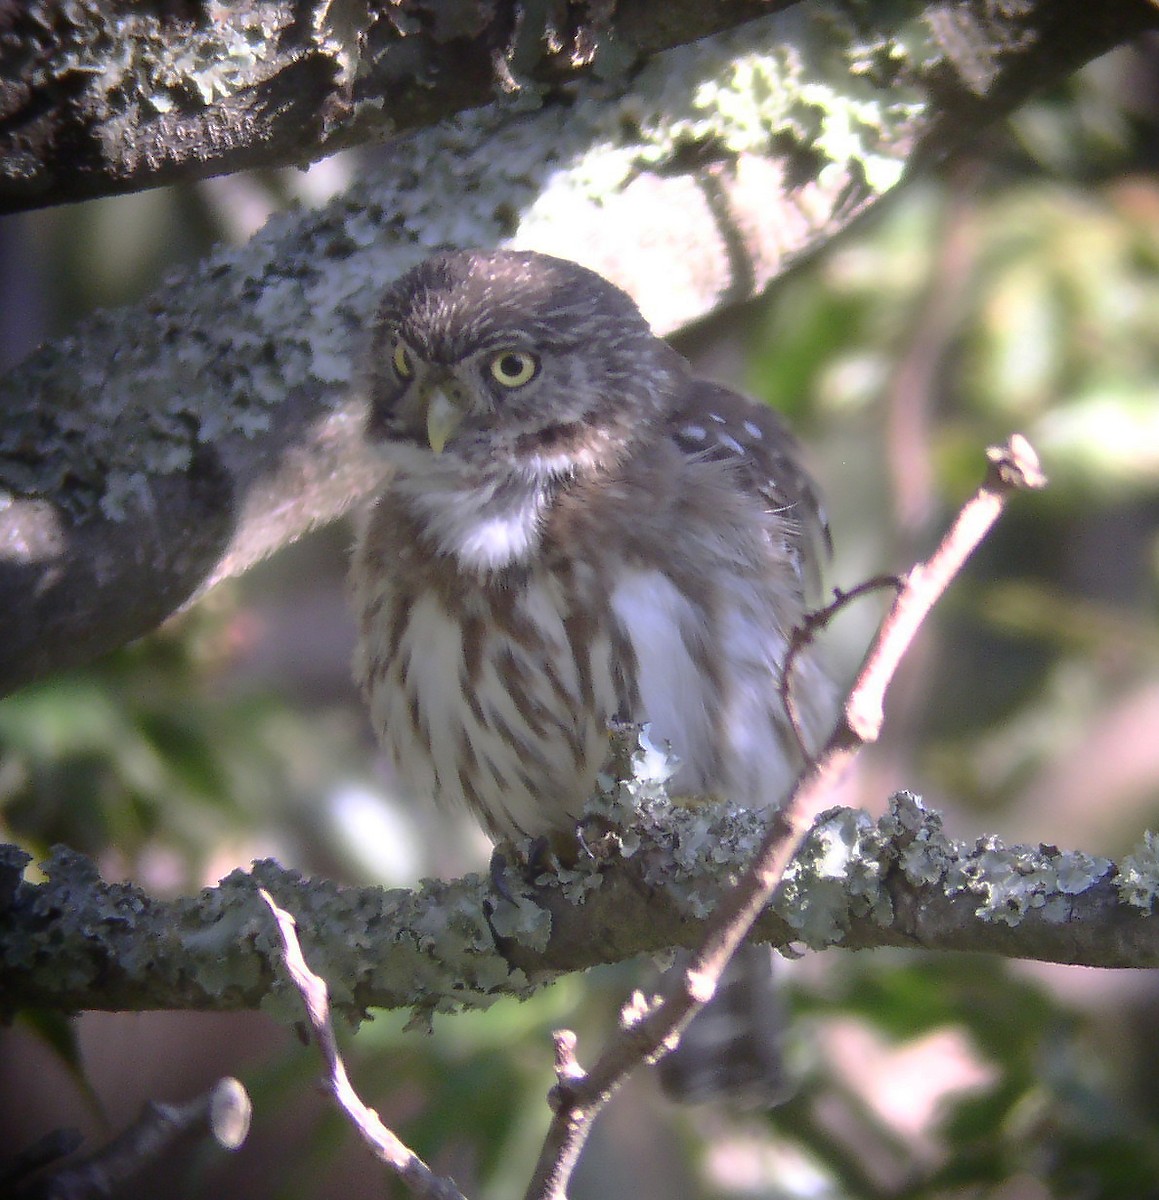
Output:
[
  {"xmin": 517, "ymin": 2, "xmax": 939, "ymax": 239},
  {"xmin": 778, "ymin": 807, "xmax": 893, "ymax": 945},
  {"xmin": 1117, "ymin": 830, "xmax": 1159, "ymax": 910}
]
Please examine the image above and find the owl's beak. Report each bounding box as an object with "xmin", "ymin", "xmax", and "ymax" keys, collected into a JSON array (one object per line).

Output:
[{"xmin": 424, "ymin": 386, "xmax": 462, "ymax": 454}]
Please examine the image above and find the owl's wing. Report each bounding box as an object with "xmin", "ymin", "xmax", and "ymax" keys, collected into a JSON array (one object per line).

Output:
[{"xmin": 667, "ymin": 380, "xmax": 830, "ymax": 598}]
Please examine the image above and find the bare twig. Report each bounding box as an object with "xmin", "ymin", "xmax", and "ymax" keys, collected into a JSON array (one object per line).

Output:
[
  {"xmin": 781, "ymin": 573, "xmax": 905, "ymax": 757},
  {"xmin": 0, "ymin": 1130, "xmax": 83, "ymax": 1194},
  {"xmin": 259, "ymin": 889, "xmax": 470, "ymax": 1200},
  {"xmin": 525, "ymin": 436, "xmax": 1047, "ymax": 1200},
  {"xmin": 14, "ymin": 1078, "xmax": 249, "ymax": 1199}
]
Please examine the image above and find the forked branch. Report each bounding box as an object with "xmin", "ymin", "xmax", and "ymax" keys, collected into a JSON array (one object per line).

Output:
[{"xmin": 524, "ymin": 435, "xmax": 1047, "ymax": 1200}]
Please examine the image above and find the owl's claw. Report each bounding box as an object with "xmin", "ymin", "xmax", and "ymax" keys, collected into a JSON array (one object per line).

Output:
[
  {"xmin": 525, "ymin": 835, "xmax": 553, "ymax": 876},
  {"xmin": 574, "ymin": 813, "xmax": 618, "ymax": 862},
  {"xmin": 488, "ymin": 837, "xmax": 556, "ymax": 900},
  {"xmin": 489, "ymin": 845, "xmax": 519, "ymax": 903}
]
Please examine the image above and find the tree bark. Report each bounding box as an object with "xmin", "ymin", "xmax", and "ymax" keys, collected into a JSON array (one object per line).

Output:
[{"xmin": 0, "ymin": 0, "xmax": 792, "ymax": 215}]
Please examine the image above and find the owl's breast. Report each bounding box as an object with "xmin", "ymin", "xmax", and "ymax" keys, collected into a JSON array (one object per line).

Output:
[
  {"xmin": 353, "ymin": 469, "xmax": 827, "ymax": 841},
  {"xmin": 355, "ymin": 550, "xmax": 638, "ymax": 840}
]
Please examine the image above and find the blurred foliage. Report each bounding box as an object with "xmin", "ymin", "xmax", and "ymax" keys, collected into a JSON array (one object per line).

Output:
[
  {"xmin": 0, "ymin": 587, "xmax": 375, "ymax": 889},
  {"xmin": 738, "ymin": 50, "xmax": 1159, "ymax": 855},
  {"xmin": 767, "ymin": 956, "xmax": 1159, "ymax": 1200},
  {"xmin": 3, "ymin": 38, "xmax": 1159, "ymax": 1200}
]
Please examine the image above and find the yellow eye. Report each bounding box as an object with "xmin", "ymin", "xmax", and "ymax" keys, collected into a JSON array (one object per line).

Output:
[
  {"xmin": 489, "ymin": 350, "xmax": 539, "ymax": 388},
  {"xmin": 392, "ymin": 341, "xmax": 414, "ymax": 379}
]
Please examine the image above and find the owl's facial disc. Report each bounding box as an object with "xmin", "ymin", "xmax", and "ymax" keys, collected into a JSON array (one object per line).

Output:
[
  {"xmin": 368, "ymin": 250, "xmax": 688, "ymax": 482},
  {"xmin": 375, "ymin": 331, "xmax": 558, "ymax": 465}
]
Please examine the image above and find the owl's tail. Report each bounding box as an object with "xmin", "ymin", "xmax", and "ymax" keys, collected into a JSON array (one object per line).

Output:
[{"xmin": 656, "ymin": 942, "xmax": 790, "ymax": 1108}]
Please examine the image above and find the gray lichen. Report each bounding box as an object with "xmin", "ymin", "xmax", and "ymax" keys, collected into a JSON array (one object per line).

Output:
[
  {"xmin": 779, "ymin": 806, "xmax": 894, "ymax": 944},
  {"xmin": 571, "ymin": 766, "xmax": 1120, "ymax": 950},
  {"xmin": 242, "ymin": 860, "xmax": 545, "ymax": 1026},
  {"xmin": 0, "ymin": 845, "xmax": 548, "ymax": 1026},
  {"xmin": 1117, "ymin": 830, "xmax": 1159, "ymax": 911},
  {"xmin": 945, "ymin": 838, "xmax": 1113, "ymax": 927},
  {"xmin": 863, "ymin": 791, "xmax": 1112, "ymax": 931},
  {"xmin": 50, "ymin": 7, "xmax": 292, "ymax": 118},
  {"xmin": 575, "ymin": 724, "xmax": 773, "ymax": 919}
]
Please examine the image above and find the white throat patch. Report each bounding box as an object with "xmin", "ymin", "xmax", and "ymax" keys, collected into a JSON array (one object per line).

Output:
[
  {"xmin": 394, "ymin": 466, "xmax": 550, "ymax": 573},
  {"xmin": 452, "ymin": 495, "xmax": 546, "ymax": 570}
]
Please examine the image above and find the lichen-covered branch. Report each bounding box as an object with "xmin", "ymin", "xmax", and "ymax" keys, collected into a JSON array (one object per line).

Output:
[
  {"xmin": 3, "ymin": 0, "xmax": 1143, "ymax": 215},
  {"xmin": 1, "ymin": 0, "xmax": 791, "ymax": 215},
  {"xmin": 3, "ymin": 794, "xmax": 1157, "ymax": 1021},
  {"xmin": 2, "ymin": 0, "xmax": 1154, "ymax": 697}
]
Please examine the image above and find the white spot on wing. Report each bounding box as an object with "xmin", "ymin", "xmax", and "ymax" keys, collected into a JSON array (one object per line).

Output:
[
  {"xmin": 718, "ymin": 433, "xmax": 745, "ymax": 455},
  {"xmin": 681, "ymin": 424, "xmax": 707, "ymax": 441},
  {"xmin": 743, "ymin": 420, "xmax": 763, "ymax": 439}
]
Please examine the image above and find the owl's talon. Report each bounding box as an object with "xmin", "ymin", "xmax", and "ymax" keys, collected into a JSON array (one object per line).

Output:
[
  {"xmin": 575, "ymin": 813, "xmax": 617, "ymax": 862},
  {"xmin": 489, "ymin": 846, "xmax": 518, "ymax": 903},
  {"xmin": 525, "ymin": 835, "xmax": 553, "ymax": 877}
]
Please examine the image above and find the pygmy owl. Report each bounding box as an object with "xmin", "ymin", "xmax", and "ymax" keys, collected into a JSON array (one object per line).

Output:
[{"xmin": 352, "ymin": 249, "xmax": 835, "ymax": 1104}]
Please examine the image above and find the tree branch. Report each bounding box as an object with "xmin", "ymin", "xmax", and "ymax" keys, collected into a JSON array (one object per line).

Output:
[
  {"xmin": 4, "ymin": 796, "xmax": 1156, "ymax": 1021},
  {"xmin": 1, "ymin": 0, "xmax": 794, "ymax": 215},
  {"xmin": 522, "ymin": 436, "xmax": 1047, "ymax": 1199},
  {"xmin": 7, "ymin": 1078, "xmax": 250, "ymax": 1199},
  {"xmin": 3, "ymin": 1, "xmax": 1144, "ymax": 215},
  {"xmin": 2, "ymin": 0, "xmax": 1154, "ymax": 697}
]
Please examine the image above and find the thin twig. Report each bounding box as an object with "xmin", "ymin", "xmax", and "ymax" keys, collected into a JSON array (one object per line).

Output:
[
  {"xmin": 0, "ymin": 1129, "xmax": 84, "ymax": 1194},
  {"xmin": 259, "ymin": 889, "xmax": 470, "ymax": 1200},
  {"xmin": 13, "ymin": 1078, "xmax": 250, "ymax": 1199},
  {"xmin": 781, "ymin": 573, "xmax": 904, "ymax": 757},
  {"xmin": 524, "ymin": 436, "xmax": 1047, "ymax": 1200}
]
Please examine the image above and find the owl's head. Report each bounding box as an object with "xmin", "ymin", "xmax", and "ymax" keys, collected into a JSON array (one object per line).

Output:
[{"xmin": 365, "ymin": 250, "xmax": 685, "ymax": 481}]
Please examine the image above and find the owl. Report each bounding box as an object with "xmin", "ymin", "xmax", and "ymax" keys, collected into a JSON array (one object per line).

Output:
[{"xmin": 352, "ymin": 249, "xmax": 835, "ymax": 1104}]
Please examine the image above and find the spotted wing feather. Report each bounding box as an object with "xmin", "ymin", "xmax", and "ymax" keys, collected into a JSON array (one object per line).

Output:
[{"xmin": 668, "ymin": 381, "xmax": 830, "ymax": 598}]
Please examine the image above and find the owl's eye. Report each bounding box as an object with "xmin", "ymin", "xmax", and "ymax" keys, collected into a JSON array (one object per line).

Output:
[
  {"xmin": 488, "ymin": 350, "xmax": 539, "ymax": 388},
  {"xmin": 392, "ymin": 341, "xmax": 414, "ymax": 379}
]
